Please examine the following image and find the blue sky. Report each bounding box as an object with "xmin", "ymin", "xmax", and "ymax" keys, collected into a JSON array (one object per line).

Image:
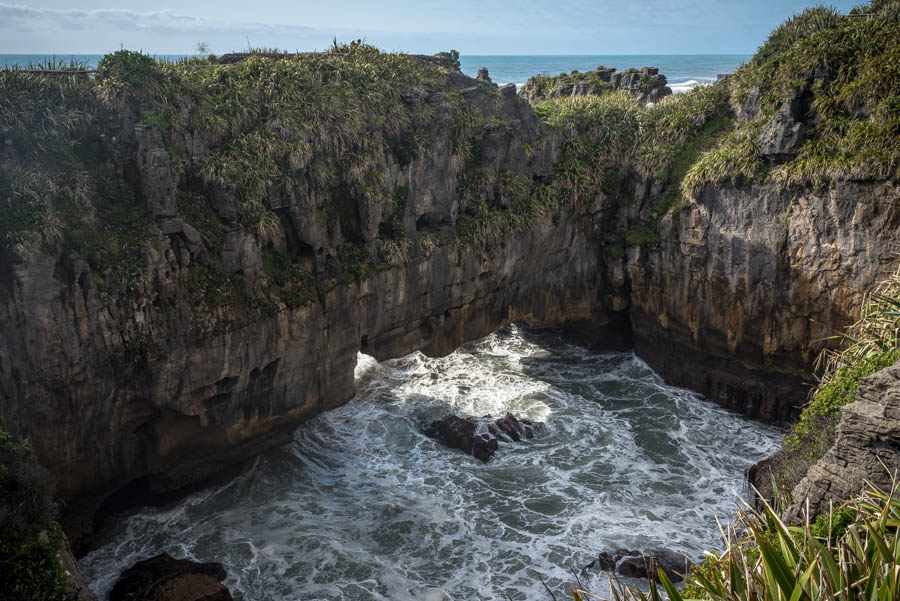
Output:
[{"xmin": 1, "ymin": 1, "xmax": 862, "ymax": 54}]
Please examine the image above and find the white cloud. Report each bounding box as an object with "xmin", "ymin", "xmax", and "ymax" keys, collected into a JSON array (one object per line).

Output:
[
  {"xmin": 0, "ymin": 4, "xmax": 312, "ymax": 34},
  {"xmin": 0, "ymin": 3, "xmax": 325, "ymax": 53}
]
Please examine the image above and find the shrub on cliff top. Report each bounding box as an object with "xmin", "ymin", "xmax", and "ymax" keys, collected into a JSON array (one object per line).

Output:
[
  {"xmin": 95, "ymin": 50, "xmax": 165, "ymax": 104},
  {"xmin": 534, "ymin": 84, "xmax": 733, "ymax": 246}
]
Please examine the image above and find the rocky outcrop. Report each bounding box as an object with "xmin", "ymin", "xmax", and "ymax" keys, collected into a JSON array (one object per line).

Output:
[
  {"xmin": 783, "ymin": 359, "xmax": 900, "ymax": 523},
  {"xmin": 737, "ymin": 86, "xmax": 762, "ymax": 122},
  {"xmin": 424, "ymin": 413, "xmax": 547, "ymax": 461},
  {"xmin": 519, "ymin": 66, "xmax": 671, "ymax": 104},
  {"xmin": 757, "ymin": 97, "xmax": 807, "ymax": 162},
  {"xmin": 58, "ymin": 534, "xmax": 99, "ymax": 601},
  {"xmin": 583, "ymin": 549, "xmax": 690, "ymax": 583},
  {"xmin": 110, "ymin": 554, "xmax": 232, "ymax": 601}
]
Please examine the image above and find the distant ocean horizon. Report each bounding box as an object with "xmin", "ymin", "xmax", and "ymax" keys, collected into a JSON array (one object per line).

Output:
[{"xmin": 1, "ymin": 53, "xmax": 750, "ymax": 93}]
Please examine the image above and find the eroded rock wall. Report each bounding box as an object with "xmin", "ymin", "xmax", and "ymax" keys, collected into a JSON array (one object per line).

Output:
[
  {"xmin": 618, "ymin": 180, "xmax": 900, "ymax": 424},
  {"xmin": 783, "ymin": 359, "xmax": 900, "ymax": 522},
  {"xmin": 0, "ymin": 71, "xmax": 619, "ymax": 548}
]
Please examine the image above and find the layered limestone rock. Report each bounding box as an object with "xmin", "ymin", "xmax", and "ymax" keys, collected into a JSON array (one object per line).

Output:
[
  {"xmin": 618, "ymin": 179, "xmax": 900, "ymax": 424},
  {"xmin": 757, "ymin": 97, "xmax": 807, "ymax": 162},
  {"xmin": 0, "ymin": 65, "xmax": 617, "ymax": 549},
  {"xmin": 783, "ymin": 359, "xmax": 900, "ymax": 523},
  {"xmin": 519, "ymin": 66, "xmax": 671, "ymax": 104}
]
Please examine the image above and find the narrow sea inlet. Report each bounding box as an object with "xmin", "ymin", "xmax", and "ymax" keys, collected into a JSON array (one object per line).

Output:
[{"xmin": 80, "ymin": 325, "xmax": 781, "ymax": 600}]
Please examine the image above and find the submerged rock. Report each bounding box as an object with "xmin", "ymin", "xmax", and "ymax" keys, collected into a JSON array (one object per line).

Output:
[
  {"xmin": 423, "ymin": 412, "xmax": 547, "ymax": 461},
  {"xmin": 584, "ymin": 549, "xmax": 690, "ymax": 583},
  {"xmin": 110, "ymin": 553, "xmax": 233, "ymax": 601}
]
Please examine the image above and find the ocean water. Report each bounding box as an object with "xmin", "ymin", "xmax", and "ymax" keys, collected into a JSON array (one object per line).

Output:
[
  {"xmin": 1, "ymin": 54, "xmax": 748, "ymax": 93},
  {"xmin": 459, "ymin": 55, "xmax": 750, "ymax": 91},
  {"xmin": 80, "ymin": 325, "xmax": 781, "ymax": 601}
]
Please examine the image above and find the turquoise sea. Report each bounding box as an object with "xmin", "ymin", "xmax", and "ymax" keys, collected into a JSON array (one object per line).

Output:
[{"xmin": 2, "ymin": 53, "xmax": 749, "ymax": 92}]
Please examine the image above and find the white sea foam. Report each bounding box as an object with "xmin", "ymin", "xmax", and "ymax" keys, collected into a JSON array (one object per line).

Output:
[
  {"xmin": 670, "ymin": 79, "xmax": 707, "ymax": 93},
  {"xmin": 80, "ymin": 325, "xmax": 781, "ymax": 601}
]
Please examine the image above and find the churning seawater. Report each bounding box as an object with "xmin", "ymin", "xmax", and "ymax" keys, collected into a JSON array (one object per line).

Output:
[{"xmin": 80, "ymin": 325, "xmax": 781, "ymax": 600}]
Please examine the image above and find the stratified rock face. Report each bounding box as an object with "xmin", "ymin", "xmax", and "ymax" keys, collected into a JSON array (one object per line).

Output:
[
  {"xmin": 110, "ymin": 553, "xmax": 232, "ymax": 601},
  {"xmin": 621, "ymin": 180, "xmax": 900, "ymax": 425},
  {"xmin": 0, "ymin": 65, "xmax": 616, "ymax": 548},
  {"xmin": 783, "ymin": 360, "xmax": 900, "ymax": 523},
  {"xmin": 2, "ymin": 51, "xmax": 898, "ymax": 550},
  {"xmin": 519, "ymin": 66, "xmax": 671, "ymax": 104}
]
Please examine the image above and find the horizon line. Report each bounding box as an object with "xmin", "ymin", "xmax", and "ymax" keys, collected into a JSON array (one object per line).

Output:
[{"xmin": 0, "ymin": 51, "xmax": 756, "ymax": 57}]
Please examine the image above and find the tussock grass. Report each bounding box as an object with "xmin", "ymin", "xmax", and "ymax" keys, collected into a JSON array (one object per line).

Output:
[
  {"xmin": 568, "ymin": 480, "xmax": 900, "ymax": 601},
  {"xmin": 786, "ymin": 263, "xmax": 900, "ymax": 455},
  {"xmin": 685, "ymin": 1, "xmax": 900, "ymax": 192},
  {"xmin": 534, "ymin": 84, "xmax": 733, "ymax": 246}
]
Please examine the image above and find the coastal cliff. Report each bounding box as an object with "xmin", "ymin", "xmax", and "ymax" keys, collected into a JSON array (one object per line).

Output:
[
  {"xmin": 2, "ymin": 2, "xmax": 899, "ymax": 560},
  {"xmin": 0, "ymin": 48, "xmax": 618, "ymax": 548}
]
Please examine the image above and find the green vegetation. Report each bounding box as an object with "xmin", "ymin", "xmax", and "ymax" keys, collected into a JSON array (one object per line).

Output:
[
  {"xmin": 527, "ymin": 2, "xmax": 900, "ymax": 252},
  {"xmin": 683, "ymin": 1, "xmax": 900, "ymax": 192},
  {"xmin": 593, "ymin": 481, "xmax": 900, "ymax": 601},
  {"xmin": 261, "ymin": 246, "xmax": 314, "ymax": 307},
  {"xmin": 0, "ymin": 43, "xmax": 469, "ymax": 309},
  {"xmin": 533, "ymin": 83, "xmax": 732, "ymax": 248},
  {"xmin": 454, "ymin": 182, "xmax": 558, "ymax": 248},
  {"xmin": 524, "ymin": 69, "xmax": 613, "ymax": 99},
  {"xmin": 0, "ymin": 67, "xmax": 153, "ymax": 292},
  {"xmin": 527, "ymin": 1, "xmax": 900, "ymax": 220},
  {"xmin": 755, "ymin": 263, "xmax": 900, "ymax": 497},
  {"xmin": 0, "ymin": 425, "xmax": 69, "ymax": 601},
  {"xmin": 343, "ymin": 242, "xmax": 376, "ymax": 281}
]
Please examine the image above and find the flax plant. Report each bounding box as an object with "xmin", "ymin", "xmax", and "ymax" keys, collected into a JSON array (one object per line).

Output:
[{"xmin": 567, "ymin": 480, "xmax": 900, "ymax": 601}]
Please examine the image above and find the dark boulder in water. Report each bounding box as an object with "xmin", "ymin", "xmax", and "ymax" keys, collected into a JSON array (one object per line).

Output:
[
  {"xmin": 487, "ymin": 412, "xmax": 547, "ymax": 441},
  {"xmin": 584, "ymin": 548, "xmax": 690, "ymax": 583},
  {"xmin": 424, "ymin": 412, "xmax": 547, "ymax": 461},
  {"xmin": 110, "ymin": 553, "xmax": 233, "ymax": 601}
]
